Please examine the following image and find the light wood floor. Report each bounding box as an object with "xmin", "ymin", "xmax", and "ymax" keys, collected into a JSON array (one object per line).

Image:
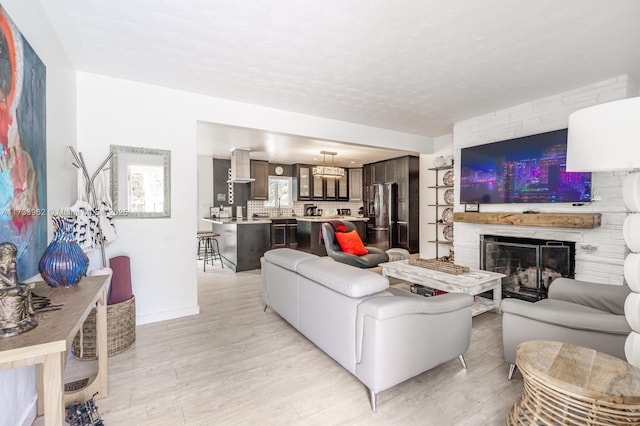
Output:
[{"xmin": 46, "ymin": 262, "xmax": 524, "ymax": 425}]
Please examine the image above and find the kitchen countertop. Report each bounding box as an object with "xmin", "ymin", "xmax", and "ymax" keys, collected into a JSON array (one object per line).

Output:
[
  {"xmin": 202, "ymin": 216, "xmax": 369, "ymax": 225},
  {"xmin": 296, "ymin": 216, "xmax": 369, "ymax": 222},
  {"xmin": 202, "ymin": 217, "xmax": 272, "ymax": 225}
]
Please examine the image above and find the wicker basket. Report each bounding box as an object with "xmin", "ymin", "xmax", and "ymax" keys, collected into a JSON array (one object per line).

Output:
[{"xmin": 72, "ymin": 295, "xmax": 136, "ymax": 360}]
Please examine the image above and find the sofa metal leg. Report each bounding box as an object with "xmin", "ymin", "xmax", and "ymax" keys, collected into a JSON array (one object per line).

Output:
[
  {"xmin": 508, "ymin": 363, "xmax": 517, "ymax": 380},
  {"xmin": 458, "ymin": 354, "xmax": 467, "ymax": 369},
  {"xmin": 369, "ymin": 389, "xmax": 377, "ymax": 412},
  {"xmin": 263, "ymin": 305, "xmax": 268, "ymax": 312}
]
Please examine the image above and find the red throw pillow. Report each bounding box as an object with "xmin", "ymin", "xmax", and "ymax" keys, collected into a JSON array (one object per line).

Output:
[{"xmin": 335, "ymin": 230, "xmax": 368, "ymax": 256}]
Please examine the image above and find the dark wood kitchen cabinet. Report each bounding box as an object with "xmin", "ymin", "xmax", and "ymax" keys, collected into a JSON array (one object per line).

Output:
[
  {"xmin": 397, "ymin": 157, "xmax": 409, "ymax": 222},
  {"xmin": 325, "ymin": 178, "xmax": 337, "ymax": 200},
  {"xmin": 297, "ymin": 166, "xmax": 349, "ymax": 201},
  {"xmin": 337, "ymin": 174, "xmax": 349, "ymax": 201},
  {"xmin": 397, "ymin": 156, "xmax": 419, "ymax": 253},
  {"xmin": 373, "ymin": 162, "xmax": 385, "ymax": 184},
  {"xmin": 212, "ymin": 221, "xmax": 271, "ymax": 272},
  {"xmin": 271, "ymin": 219, "xmax": 298, "ymax": 249},
  {"xmin": 250, "ymin": 160, "xmax": 269, "ymax": 200},
  {"xmin": 363, "ymin": 155, "xmax": 419, "ymax": 253},
  {"xmin": 294, "ymin": 164, "xmax": 311, "ymax": 200},
  {"xmin": 363, "ymin": 164, "xmax": 373, "ymax": 188},
  {"xmin": 397, "ymin": 223, "xmax": 409, "ymax": 249},
  {"xmin": 312, "ymin": 174, "xmax": 324, "ymax": 200},
  {"xmin": 348, "ymin": 168, "xmax": 363, "ymax": 201},
  {"xmin": 312, "ymin": 175, "xmax": 338, "ymax": 200},
  {"xmin": 385, "ymin": 158, "xmax": 398, "ymax": 183},
  {"xmin": 368, "ymin": 159, "xmax": 397, "ymax": 185}
]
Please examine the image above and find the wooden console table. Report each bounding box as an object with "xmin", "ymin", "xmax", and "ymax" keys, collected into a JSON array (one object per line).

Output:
[
  {"xmin": 0, "ymin": 275, "xmax": 109, "ymax": 426},
  {"xmin": 508, "ymin": 340, "xmax": 640, "ymax": 425}
]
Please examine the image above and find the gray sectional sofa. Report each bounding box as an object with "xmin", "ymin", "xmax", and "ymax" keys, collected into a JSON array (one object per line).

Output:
[{"xmin": 261, "ymin": 248, "xmax": 474, "ymax": 411}]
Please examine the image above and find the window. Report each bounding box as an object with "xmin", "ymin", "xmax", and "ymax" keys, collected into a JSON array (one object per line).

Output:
[
  {"xmin": 265, "ymin": 176, "xmax": 293, "ymax": 208},
  {"xmin": 127, "ymin": 164, "xmax": 165, "ymax": 213}
]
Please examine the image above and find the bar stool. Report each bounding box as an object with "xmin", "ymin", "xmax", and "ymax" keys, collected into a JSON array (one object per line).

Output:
[{"xmin": 196, "ymin": 232, "xmax": 223, "ymax": 271}]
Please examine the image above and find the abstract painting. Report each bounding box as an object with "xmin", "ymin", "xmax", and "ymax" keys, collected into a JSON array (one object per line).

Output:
[{"xmin": 0, "ymin": 6, "xmax": 46, "ymax": 280}]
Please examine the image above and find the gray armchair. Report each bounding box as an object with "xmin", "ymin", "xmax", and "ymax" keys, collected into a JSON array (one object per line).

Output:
[
  {"xmin": 502, "ymin": 277, "xmax": 631, "ymax": 379},
  {"xmin": 321, "ymin": 222, "xmax": 389, "ymax": 268}
]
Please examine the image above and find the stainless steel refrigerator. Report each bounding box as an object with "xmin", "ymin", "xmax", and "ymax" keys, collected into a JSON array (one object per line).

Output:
[{"xmin": 366, "ymin": 182, "xmax": 397, "ymax": 250}]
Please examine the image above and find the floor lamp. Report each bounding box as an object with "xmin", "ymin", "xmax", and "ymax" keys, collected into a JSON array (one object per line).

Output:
[{"xmin": 567, "ymin": 96, "xmax": 640, "ymax": 367}]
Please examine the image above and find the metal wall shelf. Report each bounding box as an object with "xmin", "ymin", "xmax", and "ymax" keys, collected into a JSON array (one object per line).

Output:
[{"xmin": 428, "ymin": 165, "xmax": 454, "ymax": 258}]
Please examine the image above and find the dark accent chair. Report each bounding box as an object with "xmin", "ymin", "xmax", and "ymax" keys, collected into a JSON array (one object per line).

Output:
[{"xmin": 321, "ymin": 221, "xmax": 389, "ymax": 268}]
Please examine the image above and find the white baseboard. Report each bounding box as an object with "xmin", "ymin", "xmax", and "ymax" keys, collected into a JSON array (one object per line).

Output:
[{"xmin": 136, "ymin": 305, "xmax": 200, "ymax": 325}]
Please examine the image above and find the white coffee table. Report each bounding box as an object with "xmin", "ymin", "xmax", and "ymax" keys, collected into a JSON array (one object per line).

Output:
[{"xmin": 379, "ymin": 260, "xmax": 505, "ymax": 316}]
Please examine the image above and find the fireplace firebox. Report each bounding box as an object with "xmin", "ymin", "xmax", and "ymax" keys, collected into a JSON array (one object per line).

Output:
[{"xmin": 481, "ymin": 235, "xmax": 575, "ymax": 301}]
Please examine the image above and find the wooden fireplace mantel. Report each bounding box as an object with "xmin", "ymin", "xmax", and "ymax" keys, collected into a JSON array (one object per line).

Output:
[{"xmin": 453, "ymin": 212, "xmax": 602, "ymax": 229}]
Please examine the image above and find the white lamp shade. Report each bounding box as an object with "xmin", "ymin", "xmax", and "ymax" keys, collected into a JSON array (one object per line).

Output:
[
  {"xmin": 567, "ymin": 97, "xmax": 640, "ymax": 172},
  {"xmin": 625, "ymin": 253, "xmax": 640, "ymax": 293},
  {"xmin": 624, "ymin": 214, "xmax": 640, "ymax": 253}
]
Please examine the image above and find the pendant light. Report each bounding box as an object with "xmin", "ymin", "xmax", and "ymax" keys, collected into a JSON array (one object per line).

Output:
[{"xmin": 312, "ymin": 151, "xmax": 345, "ymax": 178}]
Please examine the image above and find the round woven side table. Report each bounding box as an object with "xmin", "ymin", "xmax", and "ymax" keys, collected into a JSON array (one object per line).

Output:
[{"xmin": 508, "ymin": 340, "xmax": 640, "ymax": 425}]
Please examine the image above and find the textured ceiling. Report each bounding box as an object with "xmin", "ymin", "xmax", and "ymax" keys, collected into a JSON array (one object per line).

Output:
[{"xmin": 40, "ymin": 0, "xmax": 640, "ymax": 138}]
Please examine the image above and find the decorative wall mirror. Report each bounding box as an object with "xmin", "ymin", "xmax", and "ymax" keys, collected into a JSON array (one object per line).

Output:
[{"xmin": 110, "ymin": 145, "xmax": 171, "ymax": 218}]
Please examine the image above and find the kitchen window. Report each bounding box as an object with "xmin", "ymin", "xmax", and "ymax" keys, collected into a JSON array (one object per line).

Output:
[{"xmin": 264, "ymin": 176, "xmax": 293, "ymax": 208}]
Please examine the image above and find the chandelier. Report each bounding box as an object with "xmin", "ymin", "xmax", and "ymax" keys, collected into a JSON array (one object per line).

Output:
[{"xmin": 312, "ymin": 151, "xmax": 345, "ymax": 178}]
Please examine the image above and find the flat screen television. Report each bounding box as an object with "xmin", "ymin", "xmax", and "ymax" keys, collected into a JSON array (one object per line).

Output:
[{"xmin": 460, "ymin": 129, "xmax": 591, "ymax": 204}]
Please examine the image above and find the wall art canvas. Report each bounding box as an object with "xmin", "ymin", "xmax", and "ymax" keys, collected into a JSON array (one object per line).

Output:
[{"xmin": 0, "ymin": 6, "xmax": 46, "ymax": 280}]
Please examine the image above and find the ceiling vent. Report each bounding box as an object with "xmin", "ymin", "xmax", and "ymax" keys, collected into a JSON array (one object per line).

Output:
[{"xmin": 228, "ymin": 149, "xmax": 255, "ymax": 183}]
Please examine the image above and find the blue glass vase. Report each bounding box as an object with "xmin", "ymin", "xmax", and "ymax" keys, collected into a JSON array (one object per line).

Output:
[{"xmin": 39, "ymin": 215, "xmax": 89, "ymax": 288}]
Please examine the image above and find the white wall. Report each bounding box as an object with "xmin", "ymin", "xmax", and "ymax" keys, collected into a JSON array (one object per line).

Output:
[
  {"xmin": 452, "ymin": 75, "xmax": 640, "ymax": 285},
  {"xmin": 1, "ymin": 1, "xmax": 78, "ymax": 425},
  {"xmin": 77, "ymin": 74, "xmax": 201, "ymax": 324},
  {"xmin": 76, "ymin": 72, "xmax": 433, "ymax": 326}
]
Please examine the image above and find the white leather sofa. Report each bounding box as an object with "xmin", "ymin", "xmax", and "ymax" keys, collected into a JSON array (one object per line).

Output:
[{"xmin": 261, "ymin": 248, "xmax": 474, "ymax": 411}]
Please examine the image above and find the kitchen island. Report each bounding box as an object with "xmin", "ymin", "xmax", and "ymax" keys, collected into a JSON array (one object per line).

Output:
[
  {"xmin": 202, "ymin": 218, "xmax": 271, "ymax": 272},
  {"xmin": 202, "ymin": 216, "xmax": 369, "ymax": 270}
]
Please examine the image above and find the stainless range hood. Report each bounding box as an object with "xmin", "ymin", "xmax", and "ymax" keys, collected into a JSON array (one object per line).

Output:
[{"xmin": 228, "ymin": 148, "xmax": 255, "ymax": 183}]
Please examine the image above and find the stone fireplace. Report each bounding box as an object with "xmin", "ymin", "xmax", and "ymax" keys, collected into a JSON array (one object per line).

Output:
[{"xmin": 481, "ymin": 235, "xmax": 575, "ymax": 301}]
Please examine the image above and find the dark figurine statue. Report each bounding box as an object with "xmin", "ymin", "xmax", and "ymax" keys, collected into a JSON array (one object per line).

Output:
[
  {"xmin": 0, "ymin": 242, "xmax": 38, "ymax": 337},
  {"xmin": 0, "ymin": 242, "xmax": 19, "ymax": 287}
]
